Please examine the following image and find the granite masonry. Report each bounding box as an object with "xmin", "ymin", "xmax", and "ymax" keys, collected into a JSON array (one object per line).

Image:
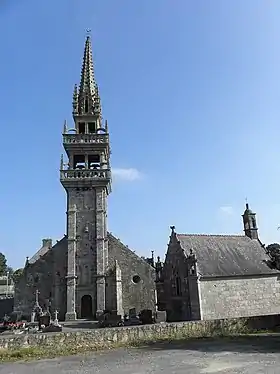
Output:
[
  {"xmin": 13, "ymin": 36, "xmax": 156, "ymax": 321},
  {"xmin": 0, "ymin": 314, "xmax": 280, "ymax": 351},
  {"xmin": 157, "ymin": 204, "xmax": 280, "ymax": 322},
  {"xmin": 12, "ymin": 36, "xmax": 280, "ymax": 326}
]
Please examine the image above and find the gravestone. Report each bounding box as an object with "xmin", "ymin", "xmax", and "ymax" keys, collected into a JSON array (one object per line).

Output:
[
  {"xmin": 31, "ymin": 312, "xmax": 36, "ymax": 323},
  {"xmin": 43, "ymin": 324, "xmax": 62, "ymax": 333},
  {"xmin": 42, "ymin": 310, "xmax": 62, "ymax": 333},
  {"xmin": 155, "ymin": 310, "xmax": 167, "ymax": 323},
  {"xmin": 53, "ymin": 310, "xmax": 59, "ymax": 326},
  {"xmin": 139, "ymin": 309, "xmax": 153, "ymax": 324},
  {"xmin": 39, "ymin": 315, "xmax": 50, "ymax": 330},
  {"xmin": 129, "ymin": 308, "xmax": 137, "ymax": 318},
  {"xmin": 127, "ymin": 308, "xmax": 140, "ymax": 325}
]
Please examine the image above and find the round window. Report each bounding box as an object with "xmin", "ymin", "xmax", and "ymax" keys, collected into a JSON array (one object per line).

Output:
[{"xmin": 132, "ymin": 275, "xmax": 141, "ymax": 284}]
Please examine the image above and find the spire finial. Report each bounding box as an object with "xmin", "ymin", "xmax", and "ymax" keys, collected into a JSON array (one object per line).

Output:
[
  {"xmin": 170, "ymin": 225, "xmax": 175, "ymax": 234},
  {"xmin": 77, "ymin": 31, "xmax": 96, "ymax": 115},
  {"xmin": 25, "ymin": 256, "xmax": 29, "ymax": 268},
  {"xmin": 86, "ymin": 28, "xmax": 91, "ymax": 36},
  {"xmin": 63, "ymin": 120, "xmax": 67, "ymax": 134}
]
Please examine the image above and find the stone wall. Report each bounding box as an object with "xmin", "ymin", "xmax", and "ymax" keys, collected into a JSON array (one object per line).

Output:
[
  {"xmin": 108, "ymin": 234, "xmax": 156, "ymax": 314},
  {"xmin": 0, "ymin": 314, "xmax": 279, "ymax": 350},
  {"xmin": 14, "ymin": 238, "xmax": 68, "ymax": 320},
  {"xmin": 67, "ymin": 188, "xmax": 98, "ymax": 318},
  {"xmin": 162, "ymin": 235, "xmax": 200, "ymax": 322},
  {"xmin": 199, "ymin": 275, "xmax": 280, "ymax": 320}
]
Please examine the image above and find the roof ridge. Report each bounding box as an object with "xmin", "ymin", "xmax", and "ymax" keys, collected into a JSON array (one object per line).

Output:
[
  {"xmin": 177, "ymin": 233, "xmax": 245, "ymax": 238},
  {"xmin": 28, "ymin": 236, "xmax": 66, "ymax": 265},
  {"xmin": 107, "ymin": 233, "xmax": 154, "ymax": 268}
]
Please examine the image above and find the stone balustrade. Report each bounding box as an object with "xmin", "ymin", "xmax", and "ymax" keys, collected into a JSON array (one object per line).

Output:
[
  {"xmin": 60, "ymin": 169, "xmax": 111, "ymax": 180},
  {"xmin": 63, "ymin": 134, "xmax": 108, "ymax": 145}
]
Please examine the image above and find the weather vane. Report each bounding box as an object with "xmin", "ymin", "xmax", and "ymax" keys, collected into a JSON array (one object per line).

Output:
[{"xmin": 86, "ymin": 28, "xmax": 91, "ymax": 35}]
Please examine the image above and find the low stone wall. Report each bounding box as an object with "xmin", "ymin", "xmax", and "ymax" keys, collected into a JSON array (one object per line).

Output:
[{"xmin": 0, "ymin": 314, "xmax": 279, "ymax": 351}]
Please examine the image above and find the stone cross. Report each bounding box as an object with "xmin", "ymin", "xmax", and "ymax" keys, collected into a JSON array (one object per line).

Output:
[
  {"xmin": 53, "ymin": 310, "xmax": 59, "ymax": 326},
  {"xmin": 35, "ymin": 289, "xmax": 39, "ymax": 304},
  {"xmin": 170, "ymin": 226, "xmax": 175, "ymax": 234},
  {"xmin": 34, "ymin": 289, "xmax": 42, "ymax": 315}
]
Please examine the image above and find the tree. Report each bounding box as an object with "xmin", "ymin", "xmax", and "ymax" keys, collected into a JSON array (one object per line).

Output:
[
  {"xmin": 266, "ymin": 243, "xmax": 280, "ymax": 270},
  {"xmin": 0, "ymin": 253, "xmax": 14, "ymax": 277},
  {"xmin": 6, "ymin": 266, "xmax": 13, "ymax": 275},
  {"xmin": 0, "ymin": 253, "xmax": 7, "ymax": 276},
  {"xmin": 12, "ymin": 268, "xmax": 24, "ymax": 283}
]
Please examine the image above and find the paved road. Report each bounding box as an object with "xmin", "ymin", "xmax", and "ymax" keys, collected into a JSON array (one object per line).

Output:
[{"xmin": 1, "ymin": 335, "xmax": 280, "ymax": 373}]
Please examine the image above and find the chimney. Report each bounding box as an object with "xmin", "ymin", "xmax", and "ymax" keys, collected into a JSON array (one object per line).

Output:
[{"xmin": 42, "ymin": 238, "xmax": 52, "ymax": 248}]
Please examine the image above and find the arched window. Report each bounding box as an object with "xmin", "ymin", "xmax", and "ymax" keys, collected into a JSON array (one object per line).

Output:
[{"xmin": 176, "ymin": 276, "xmax": 182, "ymax": 296}]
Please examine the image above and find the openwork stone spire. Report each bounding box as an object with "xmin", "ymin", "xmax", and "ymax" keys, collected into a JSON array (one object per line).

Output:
[
  {"xmin": 74, "ymin": 35, "xmax": 101, "ymax": 117},
  {"xmin": 79, "ymin": 36, "xmax": 95, "ymax": 98}
]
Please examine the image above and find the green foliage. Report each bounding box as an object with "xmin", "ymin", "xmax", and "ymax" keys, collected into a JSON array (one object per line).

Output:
[
  {"xmin": 0, "ymin": 253, "xmax": 7, "ymax": 276},
  {"xmin": 6, "ymin": 266, "xmax": 14, "ymax": 275},
  {"xmin": 12, "ymin": 268, "xmax": 24, "ymax": 283},
  {"xmin": 267, "ymin": 243, "xmax": 280, "ymax": 255},
  {"xmin": 266, "ymin": 243, "xmax": 280, "ymax": 270}
]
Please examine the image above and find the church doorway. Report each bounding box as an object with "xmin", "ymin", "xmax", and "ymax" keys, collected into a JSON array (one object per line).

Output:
[{"xmin": 81, "ymin": 295, "xmax": 93, "ymax": 319}]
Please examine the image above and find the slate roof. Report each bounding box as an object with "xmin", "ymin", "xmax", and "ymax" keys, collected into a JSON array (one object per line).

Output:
[
  {"xmin": 28, "ymin": 237, "xmax": 67, "ymax": 265},
  {"xmin": 177, "ymin": 234, "xmax": 279, "ymax": 278}
]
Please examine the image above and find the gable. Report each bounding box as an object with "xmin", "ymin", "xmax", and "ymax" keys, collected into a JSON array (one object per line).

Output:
[
  {"xmin": 107, "ymin": 233, "xmax": 154, "ymax": 271},
  {"xmin": 28, "ymin": 236, "xmax": 67, "ymax": 266},
  {"xmin": 177, "ymin": 234, "xmax": 279, "ymax": 278}
]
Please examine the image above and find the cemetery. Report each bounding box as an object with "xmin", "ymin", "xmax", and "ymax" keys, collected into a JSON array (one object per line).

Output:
[
  {"xmin": 0, "ymin": 286, "xmax": 279, "ymax": 359},
  {"xmin": 0, "ymin": 288, "xmax": 167, "ymax": 342}
]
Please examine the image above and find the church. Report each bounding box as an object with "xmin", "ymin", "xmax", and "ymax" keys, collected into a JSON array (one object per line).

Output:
[
  {"xmin": 156, "ymin": 203, "xmax": 280, "ymax": 322},
  {"xmin": 14, "ymin": 36, "xmax": 156, "ymax": 320},
  {"xmin": 14, "ymin": 36, "xmax": 280, "ymax": 324}
]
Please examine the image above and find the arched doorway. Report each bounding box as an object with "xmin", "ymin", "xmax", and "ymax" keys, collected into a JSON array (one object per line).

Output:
[{"xmin": 81, "ymin": 295, "xmax": 93, "ymax": 319}]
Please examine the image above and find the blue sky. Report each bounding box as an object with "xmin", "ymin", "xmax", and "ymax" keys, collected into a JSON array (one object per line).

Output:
[{"xmin": 1, "ymin": 0, "xmax": 280, "ymax": 269}]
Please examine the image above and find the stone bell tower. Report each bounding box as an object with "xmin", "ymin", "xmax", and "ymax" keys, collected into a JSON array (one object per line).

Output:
[
  {"xmin": 242, "ymin": 202, "xmax": 259, "ymax": 240},
  {"xmin": 60, "ymin": 35, "xmax": 111, "ymax": 320}
]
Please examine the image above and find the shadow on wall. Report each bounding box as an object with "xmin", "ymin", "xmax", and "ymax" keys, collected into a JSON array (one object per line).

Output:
[
  {"xmin": 0, "ymin": 298, "xmax": 14, "ymax": 319},
  {"xmin": 138, "ymin": 334, "xmax": 280, "ymax": 354},
  {"xmin": 61, "ymin": 321, "xmax": 99, "ymax": 330}
]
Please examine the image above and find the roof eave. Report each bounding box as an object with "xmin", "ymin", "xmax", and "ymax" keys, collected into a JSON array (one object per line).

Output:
[{"xmin": 198, "ymin": 272, "xmax": 280, "ymax": 281}]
